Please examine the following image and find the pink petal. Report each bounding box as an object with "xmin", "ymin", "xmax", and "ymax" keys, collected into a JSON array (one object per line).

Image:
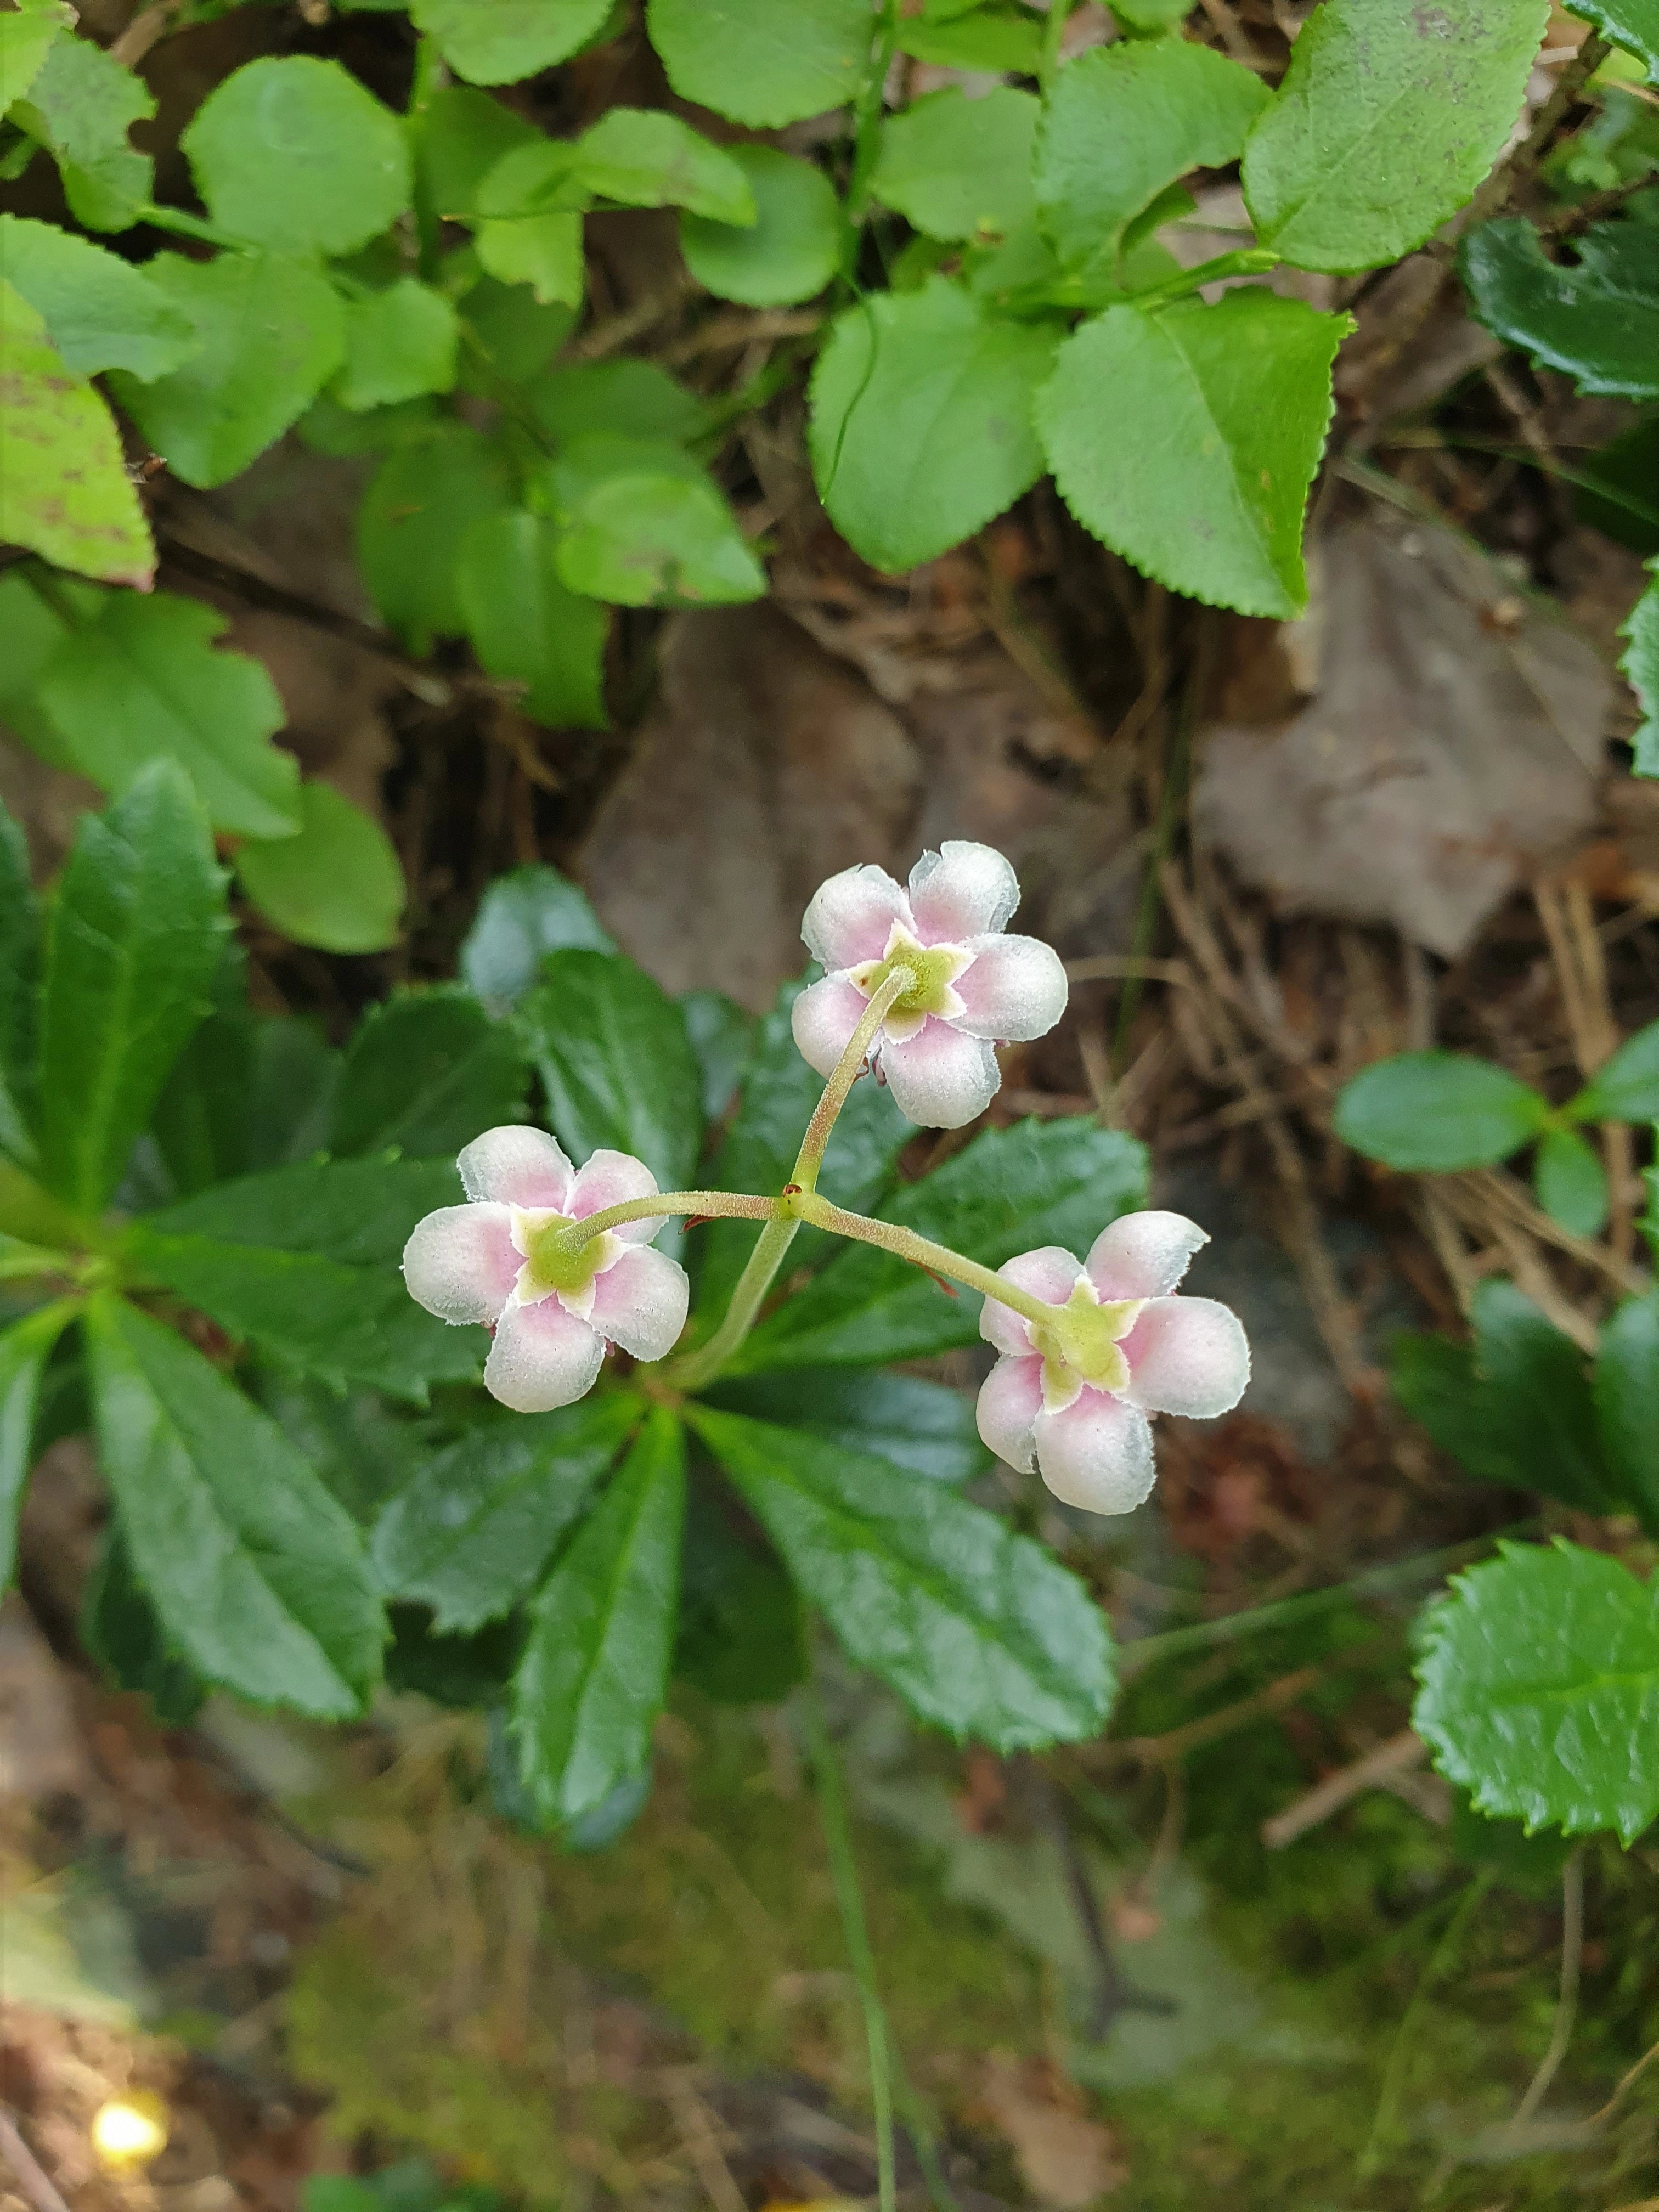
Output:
[
  {"xmin": 484, "ymin": 1296, "xmax": 605, "ymax": 1413},
  {"xmin": 878, "ymin": 1019, "xmax": 999, "ymax": 1128},
  {"xmin": 458, "ymin": 1125, "xmax": 573, "ymax": 1210},
  {"xmin": 1086, "ymin": 1210, "xmax": 1209, "ymax": 1300},
  {"xmin": 800, "ymin": 864, "xmax": 911, "ymax": 971},
  {"xmin": 953, "ymin": 932, "xmax": 1069, "ymax": 1042},
  {"xmin": 569, "ymin": 1148, "xmax": 664, "ymax": 1244},
  {"xmin": 976, "ymin": 1354, "xmax": 1043, "ymax": 1471},
  {"xmin": 587, "ymin": 1243, "xmax": 690, "ymax": 1363},
  {"xmin": 402, "ymin": 1203, "xmax": 519, "ymax": 1324},
  {"xmin": 979, "ymin": 1245, "xmax": 1080, "ymax": 1355},
  {"xmin": 907, "ymin": 841, "xmax": 1019, "ymax": 944},
  {"xmin": 1120, "ymin": 1296, "xmax": 1250, "ymax": 1419},
  {"xmin": 792, "ymin": 973, "xmax": 872, "ymax": 1080},
  {"xmin": 1032, "ymin": 1389, "xmax": 1155, "ymax": 1515}
]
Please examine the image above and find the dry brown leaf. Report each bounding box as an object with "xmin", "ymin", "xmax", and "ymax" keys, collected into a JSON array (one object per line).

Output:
[{"xmin": 979, "ymin": 2054, "xmax": 1126, "ymax": 2209}]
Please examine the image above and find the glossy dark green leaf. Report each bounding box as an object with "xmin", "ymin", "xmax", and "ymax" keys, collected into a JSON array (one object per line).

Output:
[
  {"xmin": 704, "ymin": 1367, "xmax": 990, "ymax": 1483},
  {"xmin": 358, "ymin": 422, "xmax": 512, "ymax": 650},
  {"xmin": 385, "ymin": 1606, "xmax": 522, "ymax": 1709},
  {"xmin": 512, "ymin": 1406, "xmax": 685, "ymax": 1824},
  {"xmin": 674, "ymin": 1483, "xmax": 803, "ymax": 1703},
  {"xmin": 150, "ymin": 969, "xmax": 256, "ymax": 1198},
  {"xmin": 330, "ymin": 986, "xmax": 530, "ymax": 1161},
  {"xmin": 0, "ymin": 799, "xmax": 38, "ymax": 1162},
  {"xmin": 647, "ymin": 0, "xmax": 871, "ymax": 127},
  {"xmin": 82, "ymin": 1526, "xmax": 206, "ymax": 1726},
  {"xmin": 681, "ymin": 144, "xmax": 841, "ymax": 307},
  {"xmin": 1334, "ymin": 1051, "xmax": 1549, "ymax": 1170},
  {"xmin": 679, "ymin": 990, "xmax": 752, "ymax": 1122},
  {"xmin": 1459, "ymin": 217, "xmax": 1659, "ymax": 399},
  {"xmin": 691, "ymin": 1407, "xmax": 1115, "ymax": 1748},
  {"xmin": 126, "ymin": 1157, "xmax": 479, "ymax": 1401},
  {"xmin": 85, "ymin": 1294, "xmax": 385, "ymax": 1716},
  {"xmin": 458, "ymin": 509, "xmax": 610, "ymax": 730},
  {"xmin": 246, "ymin": 1016, "xmax": 340, "ymax": 1170},
  {"xmin": 1596, "ymin": 1289, "xmax": 1659, "ymax": 1533},
  {"xmin": 1568, "ymin": 1017, "xmax": 1659, "ymax": 1121},
  {"xmin": 14, "ymin": 33, "xmax": 153, "ymax": 230},
  {"xmin": 1565, "ymin": 0, "xmax": 1659, "ymax": 82},
  {"xmin": 0, "ymin": 215, "xmax": 197, "ymax": 376},
  {"xmin": 235, "ymin": 782, "xmax": 407, "ymax": 956},
  {"xmin": 733, "ymin": 1118, "xmax": 1148, "ymax": 1373},
  {"xmin": 37, "ymin": 763, "xmax": 228, "ymax": 1215},
  {"xmin": 373, "ymin": 1391, "xmax": 642, "ymax": 1631},
  {"xmin": 0, "ymin": 1301, "xmax": 76, "ymax": 1592},
  {"xmin": 460, "ymin": 864, "xmax": 616, "ymax": 1012},
  {"xmin": 260, "ymin": 1371, "xmax": 429, "ymax": 1527},
  {"xmin": 1532, "ymin": 1123, "xmax": 1609, "ymax": 1237}
]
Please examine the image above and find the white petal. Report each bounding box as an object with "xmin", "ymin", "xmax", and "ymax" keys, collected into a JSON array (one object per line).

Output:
[
  {"xmin": 1033, "ymin": 1390, "xmax": 1155, "ymax": 1515},
  {"xmin": 569, "ymin": 1148, "xmax": 665, "ymax": 1244},
  {"xmin": 484, "ymin": 1296, "xmax": 605, "ymax": 1413},
  {"xmin": 588, "ymin": 1243, "xmax": 690, "ymax": 1363},
  {"xmin": 976, "ymin": 1355, "xmax": 1043, "ymax": 1471},
  {"xmin": 878, "ymin": 1019, "xmax": 999, "ymax": 1129},
  {"xmin": 953, "ymin": 932, "xmax": 1069, "ymax": 1042},
  {"xmin": 1120, "ymin": 1296, "xmax": 1250, "ymax": 1419},
  {"xmin": 979, "ymin": 1245, "xmax": 1080, "ymax": 1354},
  {"xmin": 801, "ymin": 864, "xmax": 911, "ymax": 971},
  {"xmin": 402, "ymin": 1203, "xmax": 519, "ymax": 1324},
  {"xmin": 791, "ymin": 973, "xmax": 871, "ymax": 1080},
  {"xmin": 908, "ymin": 841, "xmax": 1019, "ymax": 943},
  {"xmin": 458, "ymin": 1125, "xmax": 573, "ymax": 1210},
  {"xmin": 1086, "ymin": 1210, "xmax": 1209, "ymax": 1300}
]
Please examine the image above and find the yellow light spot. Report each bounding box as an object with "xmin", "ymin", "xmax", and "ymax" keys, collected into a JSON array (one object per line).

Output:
[{"xmin": 91, "ymin": 2092, "xmax": 169, "ymax": 2169}]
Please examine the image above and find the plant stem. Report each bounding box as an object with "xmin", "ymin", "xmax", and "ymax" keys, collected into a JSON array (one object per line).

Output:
[
  {"xmin": 137, "ymin": 201, "xmax": 244, "ymax": 251},
  {"xmin": 1039, "ymin": 0, "xmax": 1074, "ymax": 94},
  {"xmin": 793, "ymin": 966, "xmax": 913, "ymax": 1193},
  {"xmin": 554, "ymin": 1189, "xmax": 776, "ymax": 1253},
  {"xmin": 844, "ymin": 0, "xmax": 901, "ymax": 249},
  {"xmin": 661, "ymin": 1214, "xmax": 800, "ymax": 1392},
  {"xmin": 789, "ymin": 1189, "xmax": 1056, "ymax": 1329},
  {"xmin": 803, "ymin": 1676, "xmax": 898, "ymax": 2212},
  {"xmin": 1126, "ymin": 247, "xmax": 1281, "ymax": 308},
  {"xmin": 1358, "ymin": 1873, "xmax": 1494, "ymax": 2177}
]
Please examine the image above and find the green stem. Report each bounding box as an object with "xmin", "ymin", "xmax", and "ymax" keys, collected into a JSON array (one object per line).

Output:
[
  {"xmin": 844, "ymin": 0, "xmax": 901, "ymax": 255},
  {"xmin": 661, "ymin": 1214, "xmax": 800, "ymax": 1392},
  {"xmin": 137, "ymin": 201, "xmax": 245, "ymax": 252},
  {"xmin": 804, "ymin": 1674, "xmax": 898, "ymax": 2212},
  {"xmin": 789, "ymin": 1189, "xmax": 1055, "ymax": 1330},
  {"xmin": 552, "ymin": 1188, "xmax": 776, "ymax": 1255},
  {"xmin": 1039, "ymin": 0, "xmax": 1074, "ymax": 93},
  {"xmin": 1126, "ymin": 247, "xmax": 1281, "ymax": 308},
  {"xmin": 793, "ymin": 966, "xmax": 913, "ymax": 1194},
  {"xmin": 1357, "ymin": 1873, "xmax": 1493, "ymax": 2179}
]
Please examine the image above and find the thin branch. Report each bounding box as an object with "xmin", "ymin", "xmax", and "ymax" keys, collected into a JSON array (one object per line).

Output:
[{"xmin": 0, "ymin": 2110, "xmax": 72, "ymax": 2212}]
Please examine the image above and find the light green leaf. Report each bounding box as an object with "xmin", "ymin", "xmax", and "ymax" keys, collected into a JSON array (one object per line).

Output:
[
  {"xmin": 335, "ymin": 279, "xmax": 457, "ymax": 409},
  {"xmin": 1532, "ymin": 1123, "xmax": 1608, "ymax": 1237},
  {"xmin": 894, "ymin": 4, "xmax": 1043, "ymax": 70},
  {"xmin": 460, "ymin": 864, "xmax": 616, "ymax": 1012},
  {"xmin": 410, "ymin": 0, "xmax": 612, "ymax": 83},
  {"xmin": 126, "ymin": 1156, "xmax": 479, "ymax": 1401},
  {"xmin": 1568, "ymin": 1017, "xmax": 1659, "ymax": 1121},
  {"xmin": 108, "ymin": 251, "xmax": 345, "ymax": 489},
  {"xmin": 0, "ymin": 282, "xmax": 153, "ymax": 587},
  {"xmin": 871, "ymin": 86, "xmax": 1038, "ymax": 244},
  {"xmin": 680, "ymin": 990, "xmax": 751, "ymax": 1121},
  {"xmin": 1564, "ymin": 0, "xmax": 1659, "ymax": 82},
  {"xmin": 85, "ymin": 1294, "xmax": 385, "ymax": 1717},
  {"xmin": 1414, "ymin": 1539, "xmax": 1659, "ymax": 1839},
  {"xmin": 703, "ymin": 1367, "xmax": 990, "ymax": 1483},
  {"xmin": 1038, "ymin": 290, "xmax": 1347, "ymax": 618},
  {"xmin": 330, "ymin": 984, "xmax": 530, "ymax": 1160},
  {"xmin": 1111, "ymin": 0, "xmax": 1194, "ymax": 28},
  {"xmin": 548, "ymin": 434, "xmax": 766, "ymax": 606},
  {"xmin": 14, "ymin": 34, "xmax": 153, "ymax": 231},
  {"xmin": 1335, "ymin": 1050, "xmax": 1550, "ymax": 1170},
  {"xmin": 0, "ymin": 1302, "xmax": 76, "ymax": 1592},
  {"xmin": 475, "ymin": 185, "xmax": 584, "ymax": 307},
  {"xmin": 0, "ymin": 215, "xmax": 196, "ymax": 376},
  {"xmin": 691, "ymin": 1407, "xmax": 1115, "ymax": 1747},
  {"xmin": 735, "ymin": 1118, "xmax": 1149, "ymax": 1373},
  {"xmin": 38, "ymin": 763, "xmax": 227, "ymax": 1215},
  {"xmin": 647, "ymin": 0, "xmax": 871, "ymax": 127},
  {"xmin": 458, "ymin": 509, "xmax": 611, "ymax": 729},
  {"xmin": 512, "ymin": 1406, "xmax": 685, "ymax": 1824},
  {"xmin": 373, "ymin": 1391, "xmax": 642, "ymax": 1632},
  {"xmin": 1626, "ymin": 565, "xmax": 1659, "ymax": 775},
  {"xmin": 530, "ymin": 357, "xmax": 712, "ymax": 445},
  {"xmin": 1036, "ymin": 42, "xmax": 1268, "ymax": 269},
  {"xmin": 0, "ymin": 0, "xmax": 72, "ymax": 113},
  {"xmin": 1242, "ymin": 0, "xmax": 1551, "ymax": 273},
  {"xmin": 34, "ymin": 589, "xmax": 297, "ymax": 839},
  {"xmin": 573, "ymin": 107, "xmax": 755, "ymax": 223},
  {"xmin": 416, "ymin": 83, "xmax": 539, "ymax": 218},
  {"xmin": 1459, "ymin": 218, "xmax": 1659, "ymax": 400},
  {"xmin": 1596, "ymin": 1289, "xmax": 1659, "ymax": 1532},
  {"xmin": 236, "ymin": 782, "xmax": 407, "ymax": 956},
  {"xmin": 681, "ymin": 144, "xmax": 841, "ymax": 306},
  {"xmin": 809, "ymin": 278, "xmax": 1060, "ymax": 574},
  {"xmin": 358, "ymin": 422, "xmax": 512, "ymax": 648}
]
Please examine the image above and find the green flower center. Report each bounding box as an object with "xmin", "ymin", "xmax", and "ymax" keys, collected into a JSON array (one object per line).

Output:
[
  {"xmin": 1035, "ymin": 1278, "xmax": 1142, "ymax": 1395},
  {"xmin": 518, "ymin": 1211, "xmax": 606, "ymax": 1300},
  {"xmin": 850, "ymin": 929, "xmax": 968, "ymax": 1022}
]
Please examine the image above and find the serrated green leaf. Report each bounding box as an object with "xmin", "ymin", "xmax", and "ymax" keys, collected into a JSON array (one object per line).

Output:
[
  {"xmin": 0, "ymin": 796, "xmax": 38, "ymax": 1156},
  {"xmin": 82, "ymin": 1526, "xmax": 205, "ymax": 1725},
  {"xmin": 675, "ymin": 1487, "xmax": 803, "ymax": 1704},
  {"xmin": 34, "ymin": 589, "xmax": 297, "ymax": 838},
  {"xmin": 1532, "ymin": 1122, "xmax": 1608, "ymax": 1236},
  {"xmin": 411, "ymin": 0, "xmax": 612, "ymax": 83},
  {"xmin": 512, "ymin": 1406, "xmax": 685, "ymax": 1824},
  {"xmin": 148, "ymin": 948, "xmax": 252, "ymax": 1198},
  {"xmin": 85, "ymin": 1293, "xmax": 385, "ymax": 1717},
  {"xmin": 548, "ymin": 434, "xmax": 766, "ymax": 606},
  {"xmin": 894, "ymin": 4, "xmax": 1043, "ymax": 70},
  {"xmin": 529, "ymin": 357, "xmax": 712, "ymax": 447},
  {"xmin": 871, "ymin": 87, "xmax": 1037, "ymax": 245},
  {"xmin": 679, "ymin": 989, "xmax": 752, "ymax": 1121},
  {"xmin": 330, "ymin": 985, "xmax": 530, "ymax": 1160},
  {"xmin": 0, "ymin": 1302, "xmax": 76, "ymax": 1592},
  {"xmin": 573, "ymin": 107, "xmax": 755, "ymax": 223},
  {"xmin": 1391, "ymin": 1331, "xmax": 1522, "ymax": 1489},
  {"xmin": 456, "ymin": 269, "xmax": 577, "ymax": 388},
  {"xmin": 373, "ymin": 1391, "xmax": 642, "ymax": 1631},
  {"xmin": 0, "ymin": 571, "xmax": 71, "ymax": 768},
  {"xmin": 108, "ymin": 251, "xmax": 345, "ymax": 488},
  {"xmin": 474, "ymin": 178, "xmax": 584, "ymax": 307},
  {"xmin": 1035, "ymin": 42, "xmax": 1267, "ymax": 269},
  {"xmin": 0, "ymin": 215, "xmax": 196, "ymax": 376},
  {"xmin": 358, "ymin": 422, "xmax": 512, "ymax": 648},
  {"xmin": 1565, "ymin": 0, "xmax": 1659, "ymax": 82},
  {"xmin": 15, "ymin": 34, "xmax": 153, "ymax": 230},
  {"xmin": 1626, "ymin": 565, "xmax": 1659, "ymax": 775},
  {"xmin": 236, "ymin": 783, "xmax": 407, "ymax": 956},
  {"xmin": 1039, "ymin": 290, "xmax": 1346, "ymax": 619},
  {"xmin": 417, "ymin": 84, "xmax": 539, "ymax": 221},
  {"xmin": 460, "ymin": 864, "xmax": 616, "ymax": 1012},
  {"xmin": 734, "ymin": 1118, "xmax": 1149, "ymax": 1373},
  {"xmin": 703, "ymin": 1367, "xmax": 990, "ymax": 1483},
  {"xmin": 810, "ymin": 278, "xmax": 1060, "ymax": 575},
  {"xmin": 458, "ymin": 509, "xmax": 610, "ymax": 730},
  {"xmin": 1414, "ymin": 1539, "xmax": 1659, "ymax": 1839},
  {"xmin": 335, "ymin": 279, "xmax": 457, "ymax": 409},
  {"xmin": 126, "ymin": 1156, "xmax": 481, "ymax": 1401},
  {"xmin": 681, "ymin": 144, "xmax": 841, "ymax": 306},
  {"xmin": 1596, "ymin": 1288, "xmax": 1659, "ymax": 1532},
  {"xmin": 245, "ymin": 1016, "xmax": 339, "ymax": 1171},
  {"xmin": 261, "ymin": 1373, "xmax": 426, "ymax": 1527},
  {"xmin": 1459, "ymin": 217, "xmax": 1659, "ymax": 399},
  {"xmin": 38, "ymin": 764, "xmax": 226, "ymax": 1215},
  {"xmin": 1242, "ymin": 0, "xmax": 1550, "ymax": 273},
  {"xmin": 1568, "ymin": 1017, "xmax": 1659, "ymax": 1120},
  {"xmin": 1334, "ymin": 1050, "xmax": 1550, "ymax": 1170},
  {"xmin": 691, "ymin": 1407, "xmax": 1114, "ymax": 1747},
  {"xmin": 0, "ymin": 0, "xmax": 71, "ymax": 113},
  {"xmin": 0, "ymin": 282, "xmax": 153, "ymax": 586},
  {"xmin": 647, "ymin": 0, "xmax": 871, "ymax": 127}
]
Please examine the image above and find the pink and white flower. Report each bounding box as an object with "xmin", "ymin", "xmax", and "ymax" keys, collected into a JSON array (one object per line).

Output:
[
  {"xmin": 791, "ymin": 841, "xmax": 1068, "ymax": 1129},
  {"xmin": 975, "ymin": 1211, "xmax": 1249, "ymax": 1515},
  {"xmin": 401, "ymin": 1126, "xmax": 688, "ymax": 1414}
]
